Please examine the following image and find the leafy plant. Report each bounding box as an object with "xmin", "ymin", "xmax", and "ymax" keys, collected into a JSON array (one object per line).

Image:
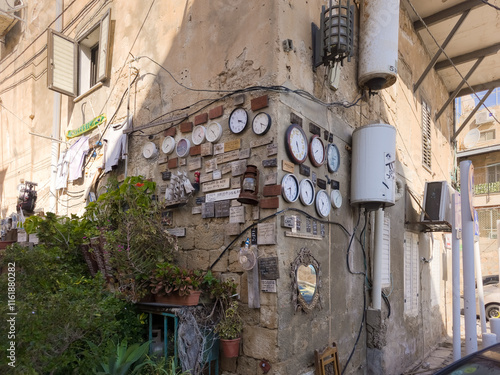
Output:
[
  {"xmin": 140, "ymin": 356, "xmax": 191, "ymax": 375},
  {"xmin": 150, "ymin": 263, "xmax": 205, "ymax": 297},
  {"xmin": 215, "ymin": 300, "xmax": 243, "ymax": 340},
  {"xmin": 89, "ymin": 340, "xmax": 150, "ymax": 375}
]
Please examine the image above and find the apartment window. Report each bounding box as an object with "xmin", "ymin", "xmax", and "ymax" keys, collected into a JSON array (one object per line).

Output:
[
  {"xmin": 422, "ymin": 101, "xmax": 432, "ymax": 170},
  {"xmin": 404, "ymin": 232, "xmax": 419, "ymax": 316},
  {"xmin": 477, "ymin": 208, "xmax": 500, "ymax": 239},
  {"xmin": 47, "ymin": 9, "xmax": 110, "ymax": 97},
  {"xmin": 479, "ymin": 129, "xmax": 495, "ymax": 142},
  {"xmin": 487, "ymin": 163, "xmax": 500, "ymax": 184}
]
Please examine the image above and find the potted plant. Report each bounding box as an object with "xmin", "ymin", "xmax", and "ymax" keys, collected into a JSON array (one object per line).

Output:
[
  {"xmin": 215, "ymin": 300, "xmax": 243, "ymax": 358},
  {"xmin": 150, "ymin": 262, "xmax": 204, "ymax": 305}
]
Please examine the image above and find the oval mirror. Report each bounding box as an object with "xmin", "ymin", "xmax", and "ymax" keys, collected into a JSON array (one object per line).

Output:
[{"xmin": 297, "ymin": 264, "xmax": 317, "ymax": 304}]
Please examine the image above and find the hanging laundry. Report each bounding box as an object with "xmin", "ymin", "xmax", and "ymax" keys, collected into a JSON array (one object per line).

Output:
[
  {"xmin": 104, "ymin": 117, "xmax": 131, "ymax": 173},
  {"xmin": 55, "ymin": 149, "xmax": 69, "ymax": 190},
  {"xmin": 67, "ymin": 136, "xmax": 90, "ymax": 182}
]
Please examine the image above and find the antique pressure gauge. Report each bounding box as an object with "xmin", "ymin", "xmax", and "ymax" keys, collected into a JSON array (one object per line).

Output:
[
  {"xmin": 330, "ymin": 189, "xmax": 343, "ymax": 208},
  {"xmin": 229, "ymin": 107, "xmax": 248, "ymax": 134},
  {"xmin": 299, "ymin": 178, "xmax": 315, "ymax": 206},
  {"xmin": 161, "ymin": 136, "xmax": 175, "ymax": 154},
  {"xmin": 315, "ymin": 189, "xmax": 331, "ymax": 218},
  {"xmin": 206, "ymin": 121, "xmax": 223, "ymax": 143},
  {"xmin": 308, "ymin": 135, "xmax": 325, "ymax": 167},
  {"xmin": 285, "ymin": 124, "xmax": 308, "ymax": 164},
  {"xmin": 176, "ymin": 138, "xmax": 191, "ymax": 158},
  {"xmin": 326, "ymin": 143, "xmax": 340, "ymax": 173},
  {"xmin": 252, "ymin": 112, "xmax": 272, "ymax": 135},
  {"xmin": 281, "ymin": 173, "xmax": 300, "ymax": 203},
  {"xmin": 142, "ymin": 142, "xmax": 158, "ymax": 159},
  {"xmin": 192, "ymin": 125, "xmax": 206, "ymax": 145}
]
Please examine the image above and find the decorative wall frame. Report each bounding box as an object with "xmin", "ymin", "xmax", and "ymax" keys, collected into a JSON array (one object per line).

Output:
[{"xmin": 290, "ymin": 247, "xmax": 322, "ymax": 313}]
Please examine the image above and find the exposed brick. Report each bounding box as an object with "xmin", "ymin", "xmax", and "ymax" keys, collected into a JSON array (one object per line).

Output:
[
  {"xmin": 167, "ymin": 158, "xmax": 178, "ymax": 169},
  {"xmin": 251, "ymin": 95, "xmax": 268, "ymax": 111},
  {"xmin": 262, "ymin": 184, "xmax": 281, "ymax": 197},
  {"xmin": 194, "ymin": 113, "xmax": 208, "ymax": 125},
  {"xmin": 208, "ymin": 105, "xmax": 224, "ymax": 119},
  {"xmin": 163, "ymin": 127, "xmax": 176, "ymax": 137},
  {"xmin": 259, "ymin": 197, "xmax": 279, "ymax": 209},
  {"xmin": 189, "ymin": 145, "xmax": 201, "ymax": 156},
  {"xmin": 179, "ymin": 122, "xmax": 193, "ymax": 133}
]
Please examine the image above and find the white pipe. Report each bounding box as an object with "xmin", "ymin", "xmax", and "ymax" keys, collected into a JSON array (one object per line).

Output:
[
  {"xmin": 460, "ymin": 160, "xmax": 478, "ymax": 354},
  {"xmin": 49, "ymin": 0, "xmax": 63, "ymax": 213},
  {"xmin": 482, "ymin": 333, "xmax": 497, "ymax": 348},
  {"xmin": 497, "ymin": 220, "xmax": 500, "ymax": 294},
  {"xmin": 475, "ymin": 240, "xmax": 487, "ymax": 333},
  {"xmin": 490, "ymin": 318, "xmax": 500, "ymax": 342},
  {"xmin": 372, "ymin": 207, "xmax": 384, "ymax": 310},
  {"xmin": 452, "ymin": 192, "xmax": 462, "ymax": 361},
  {"xmin": 124, "ymin": 61, "xmax": 132, "ymax": 178}
]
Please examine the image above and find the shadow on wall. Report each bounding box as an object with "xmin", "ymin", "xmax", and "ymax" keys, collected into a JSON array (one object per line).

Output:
[{"xmin": 0, "ymin": 167, "xmax": 7, "ymax": 218}]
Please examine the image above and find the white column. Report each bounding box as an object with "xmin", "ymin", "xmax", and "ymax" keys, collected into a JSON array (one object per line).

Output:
[
  {"xmin": 452, "ymin": 192, "xmax": 462, "ymax": 361},
  {"xmin": 475, "ymin": 240, "xmax": 487, "ymax": 333},
  {"xmin": 372, "ymin": 207, "xmax": 384, "ymax": 310}
]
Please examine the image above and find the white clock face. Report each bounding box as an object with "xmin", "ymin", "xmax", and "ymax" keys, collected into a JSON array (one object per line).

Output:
[
  {"xmin": 161, "ymin": 136, "xmax": 175, "ymax": 154},
  {"xmin": 252, "ymin": 112, "xmax": 272, "ymax": 135},
  {"xmin": 281, "ymin": 173, "xmax": 300, "ymax": 203},
  {"xmin": 327, "ymin": 144, "xmax": 340, "ymax": 173},
  {"xmin": 176, "ymin": 138, "xmax": 191, "ymax": 158},
  {"xmin": 192, "ymin": 125, "xmax": 206, "ymax": 145},
  {"xmin": 299, "ymin": 178, "xmax": 315, "ymax": 206},
  {"xmin": 206, "ymin": 122, "xmax": 223, "ymax": 143},
  {"xmin": 285, "ymin": 124, "xmax": 308, "ymax": 164},
  {"xmin": 229, "ymin": 107, "xmax": 248, "ymax": 134},
  {"xmin": 315, "ymin": 190, "xmax": 331, "ymax": 218},
  {"xmin": 309, "ymin": 135, "xmax": 325, "ymax": 167},
  {"xmin": 331, "ymin": 189, "xmax": 342, "ymax": 208},
  {"xmin": 142, "ymin": 142, "xmax": 158, "ymax": 159}
]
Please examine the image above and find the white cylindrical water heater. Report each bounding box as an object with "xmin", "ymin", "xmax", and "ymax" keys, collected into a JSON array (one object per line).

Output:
[
  {"xmin": 358, "ymin": 0, "xmax": 400, "ymax": 90},
  {"xmin": 351, "ymin": 123, "xmax": 396, "ymax": 209}
]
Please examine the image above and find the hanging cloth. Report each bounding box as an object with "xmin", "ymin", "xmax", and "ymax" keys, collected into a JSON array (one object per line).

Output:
[{"xmin": 104, "ymin": 117, "xmax": 131, "ymax": 173}]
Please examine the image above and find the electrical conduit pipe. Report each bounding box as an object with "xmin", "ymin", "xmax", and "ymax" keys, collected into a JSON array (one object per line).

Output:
[{"xmin": 372, "ymin": 207, "xmax": 384, "ymax": 310}]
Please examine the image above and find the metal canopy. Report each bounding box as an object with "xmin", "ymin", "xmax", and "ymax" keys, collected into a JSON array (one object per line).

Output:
[{"xmin": 404, "ymin": 0, "xmax": 500, "ymax": 135}]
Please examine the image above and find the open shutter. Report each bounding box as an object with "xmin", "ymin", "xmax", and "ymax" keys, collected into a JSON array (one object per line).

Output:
[
  {"xmin": 47, "ymin": 29, "xmax": 77, "ymax": 97},
  {"xmin": 381, "ymin": 217, "xmax": 391, "ymax": 288},
  {"xmin": 97, "ymin": 9, "xmax": 111, "ymax": 82}
]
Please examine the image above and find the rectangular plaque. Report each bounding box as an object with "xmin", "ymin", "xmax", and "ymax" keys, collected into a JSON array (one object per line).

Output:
[
  {"xmin": 195, "ymin": 196, "xmax": 206, "ymax": 205},
  {"xmin": 282, "ymin": 160, "xmax": 295, "ymax": 173},
  {"xmin": 230, "ymin": 206, "xmax": 245, "ymax": 223},
  {"xmin": 267, "ymin": 143, "xmax": 278, "ymax": 156},
  {"xmin": 312, "ymin": 172, "xmax": 317, "ymax": 186},
  {"xmin": 161, "ymin": 211, "xmax": 173, "ymax": 226},
  {"xmin": 202, "ymin": 202, "xmax": 215, "ymax": 218},
  {"xmin": 290, "ymin": 113, "xmax": 302, "ymax": 127},
  {"xmin": 201, "ymin": 142, "xmax": 213, "ymax": 156},
  {"xmin": 284, "ymin": 231, "xmax": 323, "ymax": 240},
  {"xmin": 239, "ymin": 148, "xmax": 251, "ymax": 159},
  {"xmin": 259, "ymin": 257, "xmax": 280, "ymax": 280},
  {"xmin": 251, "ymin": 228, "xmax": 258, "ymax": 245},
  {"xmin": 257, "ymin": 222, "xmax": 276, "ymax": 245},
  {"xmin": 224, "ymin": 139, "xmax": 241, "ymax": 152},
  {"xmin": 309, "ymin": 122, "xmax": 321, "ymax": 136},
  {"xmin": 261, "ymin": 280, "xmax": 277, "ymax": 293},
  {"xmin": 215, "ymin": 200, "xmax": 231, "ymax": 218},
  {"xmin": 166, "ymin": 227, "xmax": 186, "ymax": 237},
  {"xmin": 188, "ymin": 157, "xmax": 202, "ymax": 171},
  {"xmin": 223, "ymin": 150, "xmax": 240, "ymax": 163},
  {"xmin": 312, "ymin": 220, "xmax": 318, "ymax": 235},
  {"xmin": 250, "ymin": 136, "xmax": 273, "ymax": 148},
  {"xmin": 17, "ymin": 230, "xmax": 27, "ymax": 242},
  {"xmin": 324, "ymin": 130, "xmax": 329, "ymax": 141},
  {"xmin": 328, "ymin": 133, "xmax": 333, "ymax": 143},
  {"xmin": 205, "ymin": 159, "xmax": 217, "ymax": 173},
  {"xmin": 306, "ymin": 218, "xmax": 311, "ymax": 232},
  {"xmin": 231, "ymin": 177, "xmax": 241, "ymax": 188},
  {"xmin": 331, "ymin": 180, "xmax": 340, "ymax": 190},
  {"xmin": 213, "ymin": 170, "xmax": 222, "ymax": 180},
  {"xmin": 192, "ymin": 206, "xmax": 202, "ymax": 214},
  {"xmin": 317, "ymin": 178, "xmax": 327, "ymax": 189},
  {"xmin": 320, "ymin": 223, "xmax": 325, "ymax": 237},
  {"xmin": 214, "ymin": 143, "xmax": 225, "ymax": 155},
  {"xmin": 262, "ymin": 158, "xmax": 277, "ymax": 168},
  {"xmin": 215, "ymin": 155, "xmax": 224, "ymax": 164},
  {"xmin": 158, "ymin": 155, "xmax": 169, "ymax": 165},
  {"xmin": 281, "ymin": 215, "xmax": 296, "ymax": 229},
  {"xmin": 264, "ymin": 172, "xmax": 278, "ymax": 185},
  {"xmin": 202, "ymin": 178, "xmax": 230, "ymax": 192},
  {"xmin": 29, "ymin": 233, "xmax": 39, "ymax": 244},
  {"xmin": 231, "ymin": 160, "xmax": 247, "ymax": 176},
  {"xmin": 205, "ymin": 188, "xmax": 241, "ymax": 202},
  {"xmin": 221, "ymin": 163, "xmax": 232, "ymax": 175},
  {"xmin": 299, "ymin": 164, "xmax": 310, "ymax": 177},
  {"xmin": 252, "ymin": 205, "xmax": 260, "ymax": 220},
  {"xmin": 179, "ymin": 158, "xmax": 187, "ymax": 166},
  {"xmin": 200, "ymin": 173, "xmax": 213, "ymax": 183},
  {"xmin": 295, "ymin": 216, "xmax": 301, "ymax": 231}
]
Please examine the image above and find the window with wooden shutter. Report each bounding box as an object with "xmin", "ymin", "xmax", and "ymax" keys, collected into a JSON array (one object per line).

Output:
[
  {"xmin": 404, "ymin": 232, "xmax": 419, "ymax": 316},
  {"xmin": 47, "ymin": 30, "xmax": 77, "ymax": 97},
  {"xmin": 97, "ymin": 9, "xmax": 111, "ymax": 82},
  {"xmin": 422, "ymin": 101, "xmax": 432, "ymax": 170}
]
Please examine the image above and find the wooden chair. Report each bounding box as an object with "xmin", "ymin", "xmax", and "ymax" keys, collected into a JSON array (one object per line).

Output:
[{"xmin": 314, "ymin": 342, "xmax": 341, "ymax": 375}]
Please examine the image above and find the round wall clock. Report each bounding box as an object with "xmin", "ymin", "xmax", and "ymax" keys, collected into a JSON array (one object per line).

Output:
[
  {"xmin": 206, "ymin": 121, "xmax": 223, "ymax": 143},
  {"xmin": 142, "ymin": 142, "xmax": 158, "ymax": 159},
  {"xmin": 327, "ymin": 143, "xmax": 340, "ymax": 173},
  {"xmin": 176, "ymin": 138, "xmax": 191, "ymax": 158},
  {"xmin": 309, "ymin": 135, "xmax": 325, "ymax": 167},
  {"xmin": 252, "ymin": 112, "xmax": 272, "ymax": 135},
  {"xmin": 315, "ymin": 189, "xmax": 331, "ymax": 218},
  {"xmin": 299, "ymin": 178, "xmax": 315, "ymax": 206},
  {"xmin": 229, "ymin": 107, "xmax": 248, "ymax": 134},
  {"xmin": 192, "ymin": 125, "xmax": 206, "ymax": 145},
  {"xmin": 331, "ymin": 189, "xmax": 342, "ymax": 208},
  {"xmin": 285, "ymin": 124, "xmax": 308, "ymax": 164},
  {"xmin": 161, "ymin": 136, "xmax": 175, "ymax": 154},
  {"xmin": 281, "ymin": 173, "xmax": 300, "ymax": 203}
]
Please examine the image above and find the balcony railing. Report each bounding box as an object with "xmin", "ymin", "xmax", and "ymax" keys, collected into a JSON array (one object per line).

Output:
[{"xmin": 474, "ymin": 181, "xmax": 500, "ymax": 195}]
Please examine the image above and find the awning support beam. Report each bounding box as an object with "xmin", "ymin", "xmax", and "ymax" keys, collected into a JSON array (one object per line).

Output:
[
  {"xmin": 413, "ymin": 0, "xmax": 484, "ymax": 31},
  {"xmin": 435, "ymin": 57, "xmax": 484, "ymax": 122},
  {"xmin": 455, "ymin": 79, "xmax": 500, "ymax": 98},
  {"xmin": 451, "ymin": 88, "xmax": 494, "ymax": 143},
  {"xmin": 413, "ymin": 10, "xmax": 470, "ymax": 93},
  {"xmin": 435, "ymin": 43, "xmax": 500, "ymax": 71}
]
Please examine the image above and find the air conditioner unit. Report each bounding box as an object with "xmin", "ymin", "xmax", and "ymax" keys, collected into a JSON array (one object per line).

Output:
[
  {"xmin": 475, "ymin": 110, "xmax": 494, "ymax": 125},
  {"xmin": 420, "ymin": 181, "xmax": 454, "ymax": 226}
]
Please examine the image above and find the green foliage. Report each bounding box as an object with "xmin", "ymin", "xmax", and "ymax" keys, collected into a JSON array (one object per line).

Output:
[
  {"xmin": 89, "ymin": 340, "xmax": 150, "ymax": 375},
  {"xmin": 150, "ymin": 263, "xmax": 205, "ymax": 297},
  {"xmin": 139, "ymin": 356, "xmax": 191, "ymax": 375},
  {"xmin": 215, "ymin": 300, "xmax": 243, "ymax": 340}
]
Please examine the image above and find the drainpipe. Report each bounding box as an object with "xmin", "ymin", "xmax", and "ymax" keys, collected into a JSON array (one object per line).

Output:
[
  {"xmin": 372, "ymin": 207, "xmax": 384, "ymax": 310},
  {"xmin": 49, "ymin": 0, "xmax": 62, "ymax": 213},
  {"xmin": 452, "ymin": 192, "xmax": 461, "ymax": 361},
  {"xmin": 475, "ymin": 239, "xmax": 487, "ymax": 334}
]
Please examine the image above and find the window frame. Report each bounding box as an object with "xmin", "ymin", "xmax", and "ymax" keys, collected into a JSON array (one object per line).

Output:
[{"xmin": 422, "ymin": 100, "xmax": 432, "ymax": 171}]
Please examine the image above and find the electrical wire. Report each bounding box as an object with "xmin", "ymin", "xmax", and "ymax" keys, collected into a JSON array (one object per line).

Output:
[
  {"xmin": 481, "ymin": 0, "xmax": 500, "ymax": 11},
  {"xmin": 346, "ymin": 209, "xmax": 366, "ymax": 275}
]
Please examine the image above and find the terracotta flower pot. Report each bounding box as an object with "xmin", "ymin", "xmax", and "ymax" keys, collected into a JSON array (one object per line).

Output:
[
  {"xmin": 154, "ymin": 290, "xmax": 201, "ymax": 306},
  {"xmin": 220, "ymin": 338, "xmax": 241, "ymax": 358}
]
